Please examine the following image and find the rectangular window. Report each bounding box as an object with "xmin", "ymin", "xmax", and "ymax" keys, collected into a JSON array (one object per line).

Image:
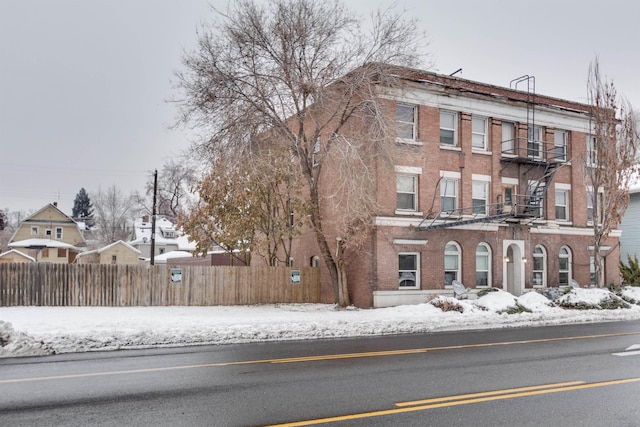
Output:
[
  {"xmin": 472, "ymin": 116, "xmax": 487, "ymax": 150},
  {"xmin": 58, "ymin": 248, "xmax": 67, "ymax": 258},
  {"xmin": 559, "ymin": 259, "xmax": 570, "ymax": 286},
  {"xmin": 586, "ymin": 135, "xmax": 597, "ymax": 166},
  {"xmin": 398, "ymin": 253, "xmax": 419, "ymax": 288},
  {"xmin": 472, "ymin": 181, "xmax": 489, "ymax": 215},
  {"xmin": 312, "ymin": 137, "xmax": 320, "ymax": 167},
  {"xmin": 554, "ymin": 130, "xmax": 568, "ymax": 161},
  {"xmin": 555, "ymin": 189, "xmax": 569, "ymax": 221},
  {"xmin": 396, "ymin": 104, "xmax": 417, "ymax": 140},
  {"xmin": 31, "ymin": 226, "xmax": 39, "ymax": 236},
  {"xmin": 527, "ymin": 126, "xmax": 543, "ymax": 159},
  {"xmin": 55, "ymin": 227, "xmax": 63, "ymax": 239},
  {"xmin": 476, "ymin": 245, "xmax": 490, "ymax": 287},
  {"xmin": 440, "ymin": 111, "xmax": 457, "ymax": 146},
  {"xmin": 42, "ymin": 248, "xmax": 49, "ymax": 258},
  {"xmin": 111, "ymin": 255, "xmax": 117, "ymax": 265},
  {"xmin": 440, "ymin": 179, "xmax": 458, "ymax": 212},
  {"xmin": 45, "ymin": 229, "xmax": 52, "ymax": 236},
  {"xmin": 587, "ymin": 190, "xmax": 603, "ymax": 224},
  {"xmin": 397, "ymin": 175, "xmax": 418, "ymax": 211},
  {"xmin": 501, "ymin": 121, "xmax": 516, "ymax": 154}
]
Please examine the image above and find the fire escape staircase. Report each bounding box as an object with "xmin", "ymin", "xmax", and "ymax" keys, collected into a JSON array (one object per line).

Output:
[{"xmin": 418, "ymin": 75, "xmax": 567, "ymax": 232}]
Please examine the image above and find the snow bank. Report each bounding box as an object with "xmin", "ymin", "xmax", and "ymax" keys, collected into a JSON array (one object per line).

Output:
[{"xmin": 2, "ymin": 287, "xmax": 640, "ymax": 358}]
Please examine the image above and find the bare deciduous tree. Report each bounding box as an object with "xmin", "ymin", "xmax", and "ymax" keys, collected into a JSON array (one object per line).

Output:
[
  {"xmin": 135, "ymin": 158, "xmax": 198, "ymax": 224},
  {"xmin": 174, "ymin": 0, "xmax": 427, "ymax": 306},
  {"xmin": 92, "ymin": 185, "xmax": 139, "ymax": 246},
  {"xmin": 585, "ymin": 58, "xmax": 639, "ymax": 286}
]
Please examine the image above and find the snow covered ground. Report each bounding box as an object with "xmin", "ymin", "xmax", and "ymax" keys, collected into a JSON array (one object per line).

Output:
[{"xmin": 2, "ymin": 287, "xmax": 640, "ymax": 358}]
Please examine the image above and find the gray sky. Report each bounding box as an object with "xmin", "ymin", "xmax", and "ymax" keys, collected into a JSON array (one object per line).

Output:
[{"xmin": 2, "ymin": 0, "xmax": 639, "ymax": 215}]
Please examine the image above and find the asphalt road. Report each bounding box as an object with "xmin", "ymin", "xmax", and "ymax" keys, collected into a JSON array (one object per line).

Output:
[{"xmin": 2, "ymin": 320, "xmax": 640, "ymax": 426}]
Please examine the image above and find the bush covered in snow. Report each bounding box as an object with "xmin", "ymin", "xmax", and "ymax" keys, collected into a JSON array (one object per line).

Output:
[
  {"xmin": 429, "ymin": 296, "xmax": 466, "ymax": 313},
  {"xmin": 556, "ymin": 288, "xmax": 630, "ymax": 310}
]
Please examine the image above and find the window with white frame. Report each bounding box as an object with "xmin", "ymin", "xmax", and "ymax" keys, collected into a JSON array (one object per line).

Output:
[
  {"xmin": 440, "ymin": 111, "xmax": 457, "ymax": 146},
  {"xmin": 440, "ymin": 178, "xmax": 458, "ymax": 213},
  {"xmin": 587, "ymin": 189, "xmax": 603, "ymax": 224},
  {"xmin": 444, "ymin": 242, "xmax": 460, "ymax": 286},
  {"xmin": 533, "ymin": 245, "xmax": 547, "ymax": 287},
  {"xmin": 472, "ymin": 116, "xmax": 488, "ymax": 150},
  {"xmin": 586, "ymin": 134, "xmax": 597, "ymax": 167},
  {"xmin": 312, "ymin": 137, "xmax": 320, "ymax": 167},
  {"xmin": 398, "ymin": 253, "xmax": 419, "ymax": 288},
  {"xmin": 56, "ymin": 227, "xmax": 63, "ymax": 239},
  {"xmin": 527, "ymin": 125, "xmax": 543, "ymax": 159},
  {"xmin": 501, "ymin": 121, "xmax": 516, "ymax": 154},
  {"xmin": 31, "ymin": 226, "xmax": 39, "ymax": 236},
  {"xmin": 397, "ymin": 174, "xmax": 417, "ymax": 211},
  {"xmin": 559, "ymin": 246, "xmax": 571, "ymax": 286},
  {"xmin": 311, "ymin": 256, "xmax": 320, "ymax": 267},
  {"xmin": 396, "ymin": 104, "xmax": 417, "ymax": 140},
  {"xmin": 555, "ymin": 189, "xmax": 569, "ymax": 221},
  {"xmin": 476, "ymin": 243, "xmax": 491, "ymax": 287},
  {"xmin": 472, "ymin": 180, "xmax": 489, "ymax": 215},
  {"xmin": 45, "ymin": 229, "xmax": 52, "ymax": 236},
  {"xmin": 554, "ymin": 130, "xmax": 568, "ymax": 161}
]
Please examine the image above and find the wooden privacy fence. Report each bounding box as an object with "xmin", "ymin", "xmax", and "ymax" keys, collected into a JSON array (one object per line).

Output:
[{"xmin": 0, "ymin": 263, "xmax": 320, "ymax": 307}]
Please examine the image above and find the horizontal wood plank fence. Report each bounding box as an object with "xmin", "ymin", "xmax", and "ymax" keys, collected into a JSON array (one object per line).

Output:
[{"xmin": 0, "ymin": 263, "xmax": 320, "ymax": 307}]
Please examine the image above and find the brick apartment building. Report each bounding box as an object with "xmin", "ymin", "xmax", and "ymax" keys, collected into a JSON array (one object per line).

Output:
[{"xmin": 291, "ymin": 65, "xmax": 620, "ymax": 308}]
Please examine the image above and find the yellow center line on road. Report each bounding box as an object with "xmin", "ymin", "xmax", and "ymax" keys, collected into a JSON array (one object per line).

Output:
[
  {"xmin": 1, "ymin": 331, "xmax": 639, "ymax": 384},
  {"xmin": 266, "ymin": 378, "xmax": 640, "ymax": 427}
]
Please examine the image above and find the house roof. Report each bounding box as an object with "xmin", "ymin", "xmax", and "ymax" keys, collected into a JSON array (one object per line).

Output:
[
  {"xmin": 8, "ymin": 238, "xmax": 79, "ymax": 250},
  {"xmin": 98, "ymin": 240, "xmax": 141, "ymax": 255},
  {"xmin": 128, "ymin": 216, "xmax": 197, "ymax": 251},
  {"xmin": 151, "ymin": 250, "xmax": 193, "ymax": 264},
  {"xmin": 0, "ymin": 249, "xmax": 36, "ymax": 262}
]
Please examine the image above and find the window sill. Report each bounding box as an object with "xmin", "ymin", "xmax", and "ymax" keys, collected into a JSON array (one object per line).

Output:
[
  {"xmin": 396, "ymin": 138, "xmax": 423, "ymax": 146},
  {"xmin": 472, "ymin": 149, "xmax": 492, "ymax": 156},
  {"xmin": 395, "ymin": 210, "xmax": 424, "ymax": 216},
  {"xmin": 440, "ymin": 145, "xmax": 461, "ymax": 152}
]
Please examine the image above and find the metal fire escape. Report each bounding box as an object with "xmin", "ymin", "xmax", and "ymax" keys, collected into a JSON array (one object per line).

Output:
[{"xmin": 418, "ymin": 75, "xmax": 566, "ymax": 231}]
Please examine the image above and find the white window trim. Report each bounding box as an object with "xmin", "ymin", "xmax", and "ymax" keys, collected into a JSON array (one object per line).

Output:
[
  {"xmin": 472, "ymin": 180, "xmax": 490, "ymax": 216},
  {"xmin": 559, "ymin": 246, "xmax": 572, "ymax": 286},
  {"xmin": 31, "ymin": 226, "xmax": 39, "ymax": 236},
  {"xmin": 472, "ymin": 116, "xmax": 488, "ymax": 151},
  {"xmin": 396, "ymin": 174, "xmax": 418, "ymax": 212},
  {"xmin": 55, "ymin": 227, "xmax": 63, "ymax": 240},
  {"xmin": 395, "ymin": 165, "xmax": 423, "ymax": 175},
  {"xmin": 554, "ymin": 129, "xmax": 568, "ymax": 161},
  {"xmin": 396, "ymin": 103, "xmax": 417, "ymax": 142},
  {"xmin": 554, "ymin": 187, "xmax": 570, "ymax": 222},
  {"xmin": 476, "ymin": 243, "xmax": 491, "ymax": 287},
  {"xmin": 399, "ymin": 252, "xmax": 420, "ymax": 289},
  {"xmin": 440, "ymin": 110, "xmax": 458, "ymax": 147},
  {"xmin": 586, "ymin": 134, "xmax": 598, "ymax": 167},
  {"xmin": 532, "ymin": 245, "xmax": 547, "ymax": 288},
  {"xmin": 444, "ymin": 241, "xmax": 461, "ymax": 288}
]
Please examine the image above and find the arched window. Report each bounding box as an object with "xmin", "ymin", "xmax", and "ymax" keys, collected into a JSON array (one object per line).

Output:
[
  {"xmin": 476, "ymin": 243, "xmax": 491, "ymax": 287},
  {"xmin": 559, "ymin": 246, "xmax": 572, "ymax": 286},
  {"xmin": 444, "ymin": 242, "xmax": 461, "ymax": 286},
  {"xmin": 532, "ymin": 245, "xmax": 547, "ymax": 287},
  {"xmin": 310, "ymin": 256, "xmax": 320, "ymax": 268}
]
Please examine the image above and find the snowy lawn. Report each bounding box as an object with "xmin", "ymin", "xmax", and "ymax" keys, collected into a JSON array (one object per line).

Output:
[{"xmin": 2, "ymin": 287, "xmax": 640, "ymax": 358}]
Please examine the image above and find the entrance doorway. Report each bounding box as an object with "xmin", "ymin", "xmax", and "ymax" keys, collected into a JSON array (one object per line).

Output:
[{"xmin": 503, "ymin": 240, "xmax": 525, "ymax": 296}]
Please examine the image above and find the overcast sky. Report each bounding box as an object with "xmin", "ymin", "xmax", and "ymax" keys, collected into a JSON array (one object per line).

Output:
[{"xmin": 2, "ymin": 0, "xmax": 638, "ymax": 215}]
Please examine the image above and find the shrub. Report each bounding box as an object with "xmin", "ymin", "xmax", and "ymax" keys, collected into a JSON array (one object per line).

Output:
[
  {"xmin": 620, "ymin": 255, "xmax": 640, "ymax": 286},
  {"xmin": 429, "ymin": 296, "xmax": 465, "ymax": 313}
]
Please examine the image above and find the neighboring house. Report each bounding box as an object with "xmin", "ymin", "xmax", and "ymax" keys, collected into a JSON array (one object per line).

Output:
[
  {"xmin": 619, "ymin": 186, "xmax": 640, "ymax": 262},
  {"xmin": 75, "ymin": 240, "xmax": 141, "ymax": 265},
  {"xmin": 292, "ymin": 65, "xmax": 622, "ymax": 308},
  {"xmin": 128, "ymin": 216, "xmax": 195, "ymax": 259},
  {"xmin": 8, "ymin": 203, "xmax": 86, "ymax": 263},
  {"xmin": 0, "ymin": 249, "xmax": 35, "ymax": 263}
]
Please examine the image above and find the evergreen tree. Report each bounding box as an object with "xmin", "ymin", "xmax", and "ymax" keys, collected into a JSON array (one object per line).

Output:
[
  {"xmin": 72, "ymin": 188, "xmax": 94, "ymax": 225},
  {"xmin": 0, "ymin": 209, "xmax": 6, "ymax": 231}
]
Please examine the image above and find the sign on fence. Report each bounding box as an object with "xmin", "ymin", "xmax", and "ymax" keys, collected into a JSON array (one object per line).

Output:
[
  {"xmin": 170, "ymin": 268, "xmax": 183, "ymax": 284},
  {"xmin": 290, "ymin": 269, "xmax": 301, "ymax": 285}
]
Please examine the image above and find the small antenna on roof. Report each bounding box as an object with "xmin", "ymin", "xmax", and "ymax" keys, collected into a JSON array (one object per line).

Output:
[{"xmin": 449, "ymin": 68, "xmax": 462, "ymax": 77}]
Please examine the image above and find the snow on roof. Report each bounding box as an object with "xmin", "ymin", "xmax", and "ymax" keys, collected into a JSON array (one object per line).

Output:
[
  {"xmin": 97, "ymin": 240, "xmax": 141, "ymax": 255},
  {"xmin": 8, "ymin": 238, "xmax": 78, "ymax": 250},
  {"xmin": 0, "ymin": 249, "xmax": 36, "ymax": 261},
  {"xmin": 151, "ymin": 250, "xmax": 193, "ymax": 264},
  {"xmin": 129, "ymin": 217, "xmax": 180, "ymax": 245}
]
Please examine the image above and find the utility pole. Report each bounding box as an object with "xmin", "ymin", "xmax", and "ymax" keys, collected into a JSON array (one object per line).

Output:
[{"xmin": 150, "ymin": 169, "xmax": 158, "ymax": 266}]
